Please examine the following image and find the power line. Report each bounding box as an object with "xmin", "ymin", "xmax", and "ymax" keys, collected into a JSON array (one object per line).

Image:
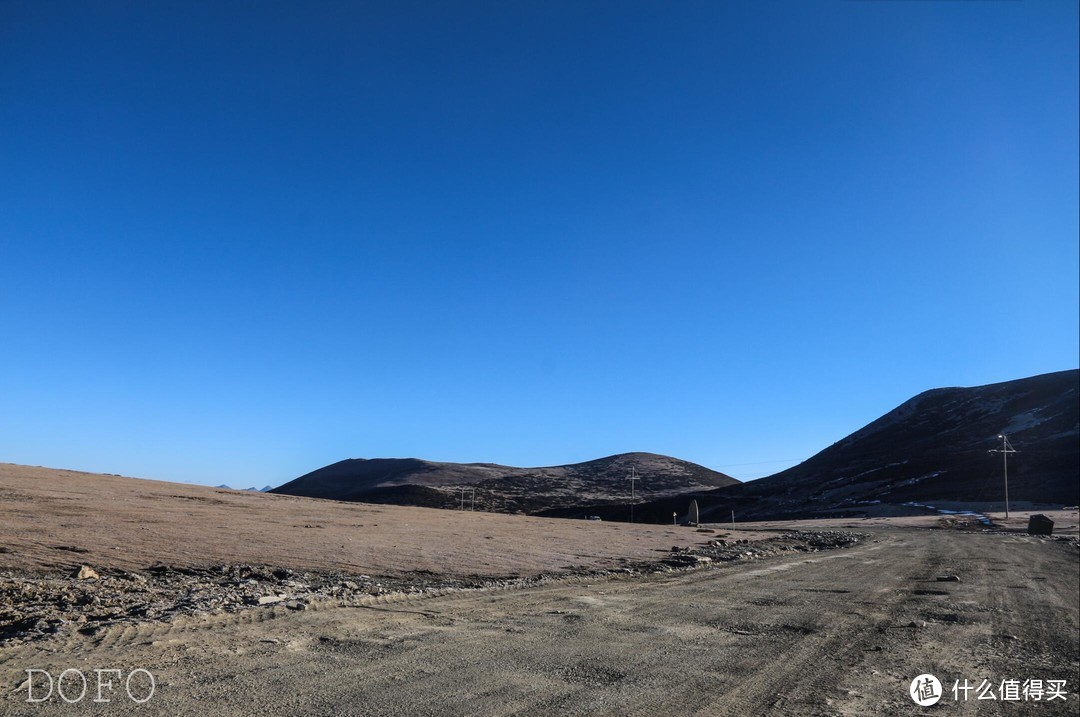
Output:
[{"xmin": 713, "ymin": 458, "xmax": 802, "ymax": 468}]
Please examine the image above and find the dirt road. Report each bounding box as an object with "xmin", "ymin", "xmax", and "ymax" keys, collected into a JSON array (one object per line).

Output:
[{"xmin": 3, "ymin": 528, "xmax": 1076, "ymax": 716}]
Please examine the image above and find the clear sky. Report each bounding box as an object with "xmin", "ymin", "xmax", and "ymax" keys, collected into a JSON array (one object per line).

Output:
[{"xmin": 1, "ymin": 1, "xmax": 1077, "ymax": 488}]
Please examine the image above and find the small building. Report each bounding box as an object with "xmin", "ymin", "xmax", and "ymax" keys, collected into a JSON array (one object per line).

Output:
[{"xmin": 1027, "ymin": 514, "xmax": 1054, "ymax": 536}]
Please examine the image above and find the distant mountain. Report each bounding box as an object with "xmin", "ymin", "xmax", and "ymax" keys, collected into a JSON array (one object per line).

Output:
[
  {"xmin": 621, "ymin": 369, "xmax": 1079, "ymax": 522},
  {"xmin": 216, "ymin": 484, "xmax": 274, "ymax": 492},
  {"xmin": 270, "ymin": 452, "xmax": 740, "ymax": 514}
]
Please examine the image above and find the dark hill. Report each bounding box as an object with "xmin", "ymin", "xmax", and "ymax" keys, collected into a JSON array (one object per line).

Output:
[
  {"xmin": 271, "ymin": 452, "xmax": 739, "ymax": 515},
  {"xmin": 622, "ymin": 369, "xmax": 1079, "ymax": 523}
]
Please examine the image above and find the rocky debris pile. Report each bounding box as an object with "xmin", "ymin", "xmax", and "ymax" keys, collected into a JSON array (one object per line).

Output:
[
  {"xmin": 775, "ymin": 530, "xmax": 864, "ymax": 550},
  {"xmin": 1054, "ymin": 535, "xmax": 1080, "ymax": 549},
  {"xmin": 665, "ymin": 530, "xmax": 867, "ymax": 567},
  {"xmin": 1, "ymin": 531, "xmax": 868, "ymax": 645},
  {"xmin": 0, "ymin": 563, "xmax": 488, "ymax": 645}
]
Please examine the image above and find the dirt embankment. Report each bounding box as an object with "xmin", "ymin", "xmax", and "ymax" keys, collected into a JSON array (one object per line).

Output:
[{"xmin": 0, "ymin": 463, "xmax": 736, "ymax": 577}]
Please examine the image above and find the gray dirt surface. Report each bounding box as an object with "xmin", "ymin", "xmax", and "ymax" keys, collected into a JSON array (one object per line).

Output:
[{"xmin": 2, "ymin": 528, "xmax": 1077, "ymax": 716}]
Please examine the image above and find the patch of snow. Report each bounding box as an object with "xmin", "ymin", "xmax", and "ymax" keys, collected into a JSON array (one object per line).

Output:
[
  {"xmin": 895, "ymin": 471, "xmax": 944, "ymax": 488},
  {"xmin": 904, "ymin": 501, "xmax": 991, "ymax": 525},
  {"xmin": 1002, "ymin": 408, "xmax": 1050, "ymax": 435}
]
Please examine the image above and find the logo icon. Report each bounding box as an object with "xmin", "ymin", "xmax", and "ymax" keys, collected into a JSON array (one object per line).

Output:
[{"xmin": 910, "ymin": 674, "xmax": 943, "ymax": 706}]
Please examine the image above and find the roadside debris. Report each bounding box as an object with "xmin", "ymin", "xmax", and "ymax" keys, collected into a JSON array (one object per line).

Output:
[{"xmin": 1, "ymin": 531, "xmax": 867, "ymax": 645}]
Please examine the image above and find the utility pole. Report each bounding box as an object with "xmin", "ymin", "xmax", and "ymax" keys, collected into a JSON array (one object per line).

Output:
[
  {"xmin": 629, "ymin": 466, "xmax": 640, "ymax": 523},
  {"xmin": 989, "ymin": 434, "xmax": 1017, "ymax": 519},
  {"xmin": 731, "ymin": 510, "xmax": 735, "ymax": 530}
]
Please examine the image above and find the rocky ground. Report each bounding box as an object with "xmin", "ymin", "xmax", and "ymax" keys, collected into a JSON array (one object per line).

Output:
[
  {"xmin": 3, "ymin": 527, "xmax": 1076, "ymax": 716},
  {"xmin": 1, "ymin": 530, "xmax": 869, "ymax": 645},
  {"xmin": 664, "ymin": 529, "xmax": 865, "ymax": 567}
]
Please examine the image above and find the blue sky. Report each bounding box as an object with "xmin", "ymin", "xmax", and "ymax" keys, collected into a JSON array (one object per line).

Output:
[{"xmin": 1, "ymin": 1, "xmax": 1077, "ymax": 487}]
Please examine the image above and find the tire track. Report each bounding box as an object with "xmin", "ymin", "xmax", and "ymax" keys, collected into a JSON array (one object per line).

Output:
[{"xmin": 3, "ymin": 530, "xmax": 1076, "ymax": 717}]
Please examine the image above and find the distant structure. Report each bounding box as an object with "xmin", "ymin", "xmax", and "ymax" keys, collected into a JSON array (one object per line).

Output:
[
  {"xmin": 1027, "ymin": 514, "xmax": 1054, "ymax": 536},
  {"xmin": 687, "ymin": 499, "xmax": 699, "ymax": 525}
]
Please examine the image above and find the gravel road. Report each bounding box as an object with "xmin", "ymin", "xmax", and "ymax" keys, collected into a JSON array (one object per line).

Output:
[{"xmin": 3, "ymin": 528, "xmax": 1077, "ymax": 716}]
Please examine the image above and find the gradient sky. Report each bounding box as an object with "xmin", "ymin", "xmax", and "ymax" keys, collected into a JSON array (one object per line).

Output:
[{"xmin": 2, "ymin": 1, "xmax": 1077, "ymax": 488}]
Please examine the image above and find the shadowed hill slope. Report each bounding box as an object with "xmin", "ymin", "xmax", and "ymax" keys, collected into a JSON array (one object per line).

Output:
[
  {"xmin": 271, "ymin": 452, "xmax": 740, "ymax": 514},
  {"xmin": 597, "ymin": 370, "xmax": 1079, "ymax": 523}
]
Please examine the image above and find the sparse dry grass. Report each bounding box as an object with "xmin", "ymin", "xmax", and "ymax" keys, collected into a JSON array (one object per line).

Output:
[{"xmin": 0, "ymin": 463, "xmax": 724, "ymax": 578}]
